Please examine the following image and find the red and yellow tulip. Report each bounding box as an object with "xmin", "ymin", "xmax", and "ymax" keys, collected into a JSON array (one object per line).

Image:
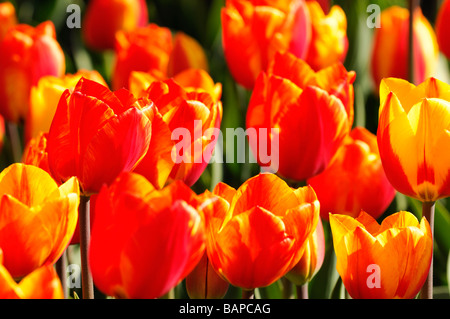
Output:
[
  {"xmin": 221, "ymin": 0, "xmax": 311, "ymax": 89},
  {"xmin": 246, "ymin": 51, "xmax": 354, "ymax": 181},
  {"xmin": 304, "ymin": 1, "xmax": 348, "ymax": 71},
  {"xmin": 83, "ymin": 0, "xmax": 148, "ymax": 51},
  {"xmin": 436, "ymin": 0, "xmax": 450, "ymax": 59},
  {"xmin": 370, "ymin": 6, "xmax": 438, "ymax": 89},
  {"xmin": 330, "ymin": 210, "xmax": 433, "ymax": 299},
  {"xmin": 308, "ymin": 127, "xmax": 396, "ymax": 220},
  {"xmin": 46, "ymin": 77, "xmax": 152, "ymax": 195},
  {"xmin": 0, "ymin": 163, "xmax": 79, "ymax": 279},
  {"xmin": 0, "ymin": 2, "xmax": 16, "ymax": 40},
  {"xmin": 89, "ymin": 172, "xmax": 205, "ymax": 299},
  {"xmin": 0, "ymin": 21, "xmax": 65, "ymax": 122},
  {"xmin": 201, "ymin": 173, "xmax": 320, "ymax": 290},
  {"xmin": 377, "ymin": 77, "xmax": 450, "ymax": 202}
]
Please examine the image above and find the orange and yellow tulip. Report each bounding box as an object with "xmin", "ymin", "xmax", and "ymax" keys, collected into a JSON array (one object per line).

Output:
[
  {"xmin": 89, "ymin": 172, "xmax": 205, "ymax": 299},
  {"xmin": 246, "ymin": 51, "xmax": 354, "ymax": 181},
  {"xmin": 22, "ymin": 132, "xmax": 51, "ymax": 177},
  {"xmin": 304, "ymin": 1, "xmax": 348, "ymax": 71},
  {"xmin": 308, "ymin": 127, "xmax": 396, "ymax": 220},
  {"xmin": 46, "ymin": 77, "xmax": 152, "ymax": 195},
  {"xmin": 0, "ymin": 250, "xmax": 63, "ymax": 299},
  {"xmin": 436, "ymin": 0, "xmax": 450, "ymax": 59},
  {"xmin": 370, "ymin": 6, "xmax": 438, "ymax": 89},
  {"xmin": 201, "ymin": 173, "xmax": 320, "ymax": 290},
  {"xmin": 0, "ymin": 21, "xmax": 65, "ymax": 122},
  {"xmin": 0, "ymin": 163, "xmax": 79, "ymax": 279},
  {"xmin": 0, "ymin": 2, "xmax": 16, "ymax": 40},
  {"xmin": 221, "ymin": 0, "xmax": 311, "ymax": 89},
  {"xmin": 26, "ymin": 70, "xmax": 107, "ymax": 142},
  {"xmin": 377, "ymin": 77, "xmax": 450, "ymax": 202},
  {"xmin": 83, "ymin": 0, "xmax": 148, "ymax": 51},
  {"xmin": 330, "ymin": 210, "xmax": 433, "ymax": 299},
  {"xmin": 112, "ymin": 24, "xmax": 208, "ymax": 90},
  {"xmin": 134, "ymin": 78, "xmax": 222, "ymax": 188}
]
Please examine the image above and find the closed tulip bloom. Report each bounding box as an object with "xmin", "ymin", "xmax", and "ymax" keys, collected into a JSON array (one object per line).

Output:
[
  {"xmin": 371, "ymin": 6, "xmax": 438, "ymax": 89},
  {"xmin": 304, "ymin": 1, "xmax": 348, "ymax": 71},
  {"xmin": 83, "ymin": 0, "xmax": 148, "ymax": 51},
  {"xmin": 308, "ymin": 127, "xmax": 396, "ymax": 220},
  {"xmin": 0, "ymin": 258, "xmax": 64, "ymax": 299},
  {"xmin": 0, "ymin": 21, "xmax": 65, "ymax": 122},
  {"xmin": 330, "ymin": 210, "xmax": 433, "ymax": 299},
  {"xmin": 221, "ymin": 0, "xmax": 311, "ymax": 89},
  {"xmin": 246, "ymin": 51, "xmax": 353, "ymax": 181},
  {"xmin": 201, "ymin": 173, "xmax": 320, "ymax": 290},
  {"xmin": 0, "ymin": 163, "xmax": 79, "ymax": 279},
  {"xmin": 26, "ymin": 70, "xmax": 107, "ymax": 142},
  {"xmin": 0, "ymin": 2, "xmax": 16, "ymax": 40},
  {"xmin": 285, "ymin": 218, "xmax": 325, "ymax": 286},
  {"xmin": 377, "ymin": 77, "xmax": 450, "ymax": 202},
  {"xmin": 89, "ymin": 172, "xmax": 205, "ymax": 299},
  {"xmin": 436, "ymin": 0, "xmax": 450, "ymax": 59},
  {"xmin": 134, "ymin": 78, "xmax": 222, "ymax": 188},
  {"xmin": 47, "ymin": 78, "xmax": 152, "ymax": 195}
]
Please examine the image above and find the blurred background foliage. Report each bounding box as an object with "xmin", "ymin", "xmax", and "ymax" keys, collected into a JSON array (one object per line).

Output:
[{"xmin": 2, "ymin": 0, "xmax": 449, "ymax": 299}]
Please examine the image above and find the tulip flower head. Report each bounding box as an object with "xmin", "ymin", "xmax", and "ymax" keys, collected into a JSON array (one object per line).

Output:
[
  {"xmin": 0, "ymin": 163, "xmax": 79, "ymax": 279},
  {"xmin": 330, "ymin": 210, "xmax": 433, "ymax": 299},
  {"xmin": 377, "ymin": 77, "xmax": 450, "ymax": 202},
  {"xmin": 436, "ymin": 0, "xmax": 450, "ymax": 59},
  {"xmin": 89, "ymin": 172, "xmax": 206, "ymax": 299},
  {"xmin": 201, "ymin": 173, "xmax": 320, "ymax": 290},
  {"xmin": 0, "ymin": 2, "xmax": 17, "ymax": 40}
]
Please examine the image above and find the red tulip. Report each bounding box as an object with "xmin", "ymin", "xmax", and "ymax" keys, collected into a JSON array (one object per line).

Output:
[
  {"xmin": 0, "ymin": 2, "xmax": 16, "ymax": 40},
  {"xmin": 436, "ymin": 0, "xmax": 450, "ymax": 59}
]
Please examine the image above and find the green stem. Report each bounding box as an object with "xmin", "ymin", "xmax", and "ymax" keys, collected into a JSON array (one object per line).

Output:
[
  {"xmin": 296, "ymin": 284, "xmax": 308, "ymax": 299},
  {"xmin": 281, "ymin": 277, "xmax": 293, "ymax": 299},
  {"xmin": 420, "ymin": 201, "xmax": 435, "ymax": 299},
  {"xmin": 241, "ymin": 289, "xmax": 255, "ymax": 299},
  {"xmin": 5, "ymin": 121, "xmax": 22, "ymax": 163},
  {"xmin": 55, "ymin": 250, "xmax": 68, "ymax": 299},
  {"xmin": 79, "ymin": 195, "xmax": 94, "ymax": 299}
]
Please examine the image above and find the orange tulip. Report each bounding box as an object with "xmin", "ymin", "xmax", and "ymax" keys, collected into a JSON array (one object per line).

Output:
[
  {"xmin": 133, "ymin": 78, "xmax": 222, "ymax": 188},
  {"xmin": 304, "ymin": 1, "xmax": 348, "ymax": 71},
  {"xmin": 308, "ymin": 127, "xmax": 396, "ymax": 220},
  {"xmin": 185, "ymin": 252, "xmax": 230, "ymax": 299},
  {"xmin": 89, "ymin": 172, "xmax": 205, "ymax": 299},
  {"xmin": 246, "ymin": 51, "xmax": 353, "ymax": 181},
  {"xmin": 112, "ymin": 24, "xmax": 208, "ymax": 90},
  {"xmin": 221, "ymin": 0, "xmax": 311, "ymax": 89},
  {"xmin": 83, "ymin": 0, "xmax": 148, "ymax": 51},
  {"xmin": 201, "ymin": 173, "xmax": 320, "ymax": 290},
  {"xmin": 0, "ymin": 252, "xmax": 64, "ymax": 299},
  {"xmin": 285, "ymin": 218, "xmax": 325, "ymax": 286},
  {"xmin": 26, "ymin": 70, "xmax": 107, "ymax": 142},
  {"xmin": 0, "ymin": 21, "xmax": 65, "ymax": 122},
  {"xmin": 330, "ymin": 210, "xmax": 433, "ymax": 299},
  {"xmin": 0, "ymin": 163, "xmax": 79, "ymax": 279},
  {"xmin": 0, "ymin": 2, "xmax": 16, "ymax": 40},
  {"xmin": 370, "ymin": 6, "xmax": 438, "ymax": 89},
  {"xmin": 436, "ymin": 0, "xmax": 450, "ymax": 59},
  {"xmin": 22, "ymin": 132, "xmax": 51, "ymax": 176},
  {"xmin": 46, "ymin": 77, "xmax": 152, "ymax": 195},
  {"xmin": 377, "ymin": 77, "xmax": 450, "ymax": 202}
]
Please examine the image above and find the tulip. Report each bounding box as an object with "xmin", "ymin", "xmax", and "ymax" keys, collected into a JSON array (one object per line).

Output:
[
  {"xmin": 22, "ymin": 132, "xmax": 51, "ymax": 176},
  {"xmin": 0, "ymin": 253, "xmax": 64, "ymax": 299},
  {"xmin": 308, "ymin": 127, "xmax": 396, "ymax": 220},
  {"xmin": 329, "ymin": 210, "xmax": 433, "ymax": 299},
  {"xmin": 370, "ymin": 6, "xmax": 438, "ymax": 89},
  {"xmin": 26, "ymin": 70, "xmax": 107, "ymax": 142},
  {"xmin": 304, "ymin": 1, "xmax": 348, "ymax": 71},
  {"xmin": 185, "ymin": 252, "xmax": 229, "ymax": 299},
  {"xmin": 0, "ymin": 2, "xmax": 16, "ymax": 40},
  {"xmin": 112, "ymin": 24, "xmax": 208, "ymax": 90},
  {"xmin": 246, "ymin": 51, "xmax": 353, "ymax": 181},
  {"xmin": 0, "ymin": 21, "xmax": 65, "ymax": 123},
  {"xmin": 83, "ymin": 0, "xmax": 148, "ymax": 51},
  {"xmin": 221, "ymin": 0, "xmax": 311, "ymax": 89},
  {"xmin": 377, "ymin": 77, "xmax": 450, "ymax": 202},
  {"xmin": 0, "ymin": 163, "xmax": 79, "ymax": 279},
  {"xmin": 89, "ymin": 172, "xmax": 205, "ymax": 299},
  {"xmin": 200, "ymin": 173, "xmax": 320, "ymax": 290},
  {"xmin": 46, "ymin": 77, "xmax": 152, "ymax": 195},
  {"xmin": 436, "ymin": 0, "xmax": 450, "ymax": 59},
  {"xmin": 134, "ymin": 78, "xmax": 222, "ymax": 188}
]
